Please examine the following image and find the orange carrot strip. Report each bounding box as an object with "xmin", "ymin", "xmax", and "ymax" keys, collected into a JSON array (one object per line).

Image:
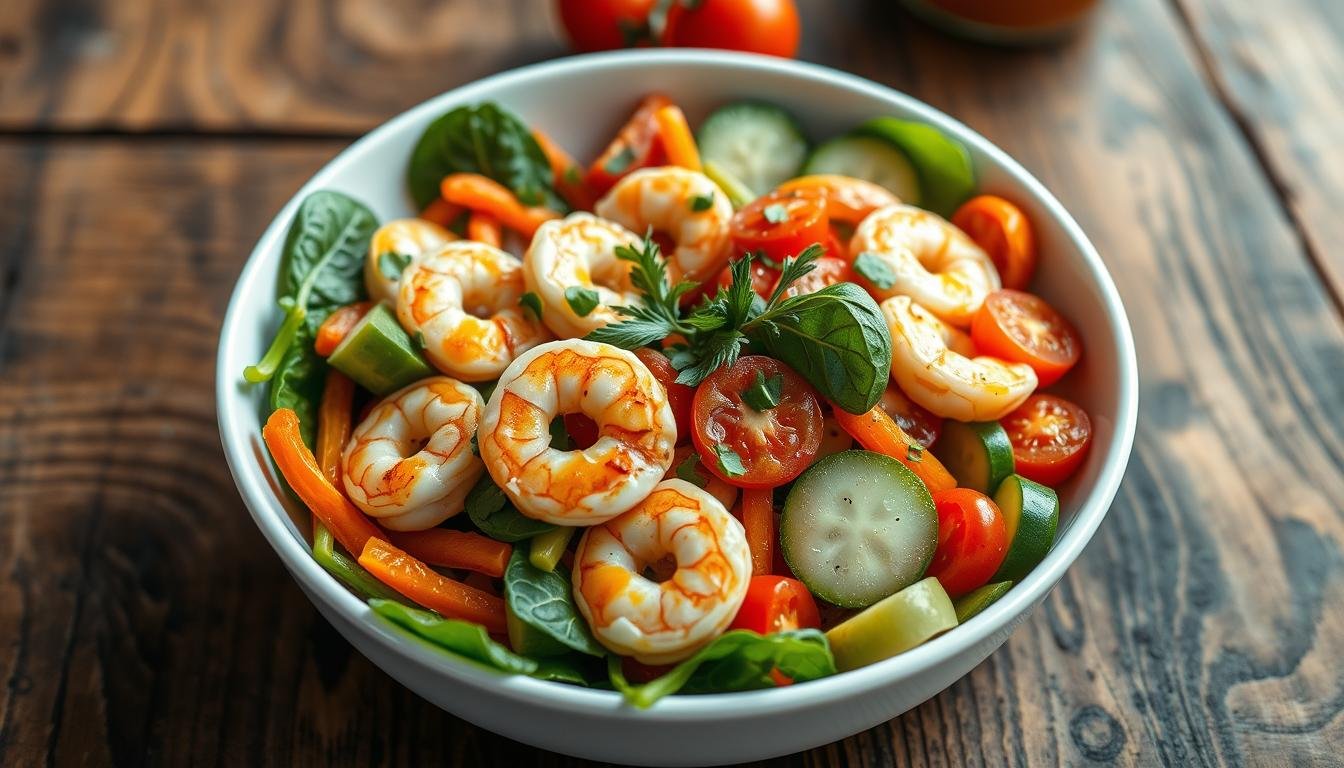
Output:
[
  {"xmin": 263, "ymin": 408, "xmax": 382, "ymax": 556},
  {"xmin": 831, "ymin": 405, "xmax": 956, "ymax": 493},
  {"xmin": 463, "ymin": 571, "xmax": 500, "ymax": 597},
  {"xmin": 315, "ymin": 371, "xmax": 356, "ymax": 486},
  {"xmin": 534, "ymin": 129, "xmax": 595, "ymax": 211},
  {"xmin": 466, "ymin": 211, "xmax": 503, "ymax": 248},
  {"xmin": 704, "ymin": 477, "xmax": 739, "ymax": 513},
  {"xmin": 386, "ymin": 529, "xmax": 512, "ymax": 578},
  {"xmin": 741, "ymin": 488, "xmax": 774, "ymax": 577},
  {"xmin": 439, "ymin": 173, "xmax": 560, "ymax": 239},
  {"xmin": 420, "ymin": 197, "xmax": 464, "ymax": 227},
  {"xmin": 359, "ymin": 537, "xmax": 507, "ymax": 633},
  {"xmin": 653, "ymin": 104, "xmax": 701, "ymax": 171},
  {"xmin": 314, "ymin": 301, "xmax": 373, "ymax": 357}
]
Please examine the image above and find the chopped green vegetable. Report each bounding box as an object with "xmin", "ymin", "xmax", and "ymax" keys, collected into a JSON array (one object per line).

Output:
[
  {"xmin": 852, "ymin": 251, "xmax": 897, "ymax": 290},
  {"xmin": 934, "ymin": 420, "xmax": 1015, "ymax": 494},
  {"xmin": 676, "ymin": 452, "xmax": 709, "ymax": 487},
  {"xmin": 520, "ymin": 291, "xmax": 543, "ymax": 321},
  {"xmin": 854, "ymin": 117, "xmax": 976, "ymax": 217},
  {"xmin": 801, "ymin": 135, "xmax": 921, "ymax": 203},
  {"xmin": 825, "ymin": 577, "xmax": 957, "ymax": 671},
  {"xmin": 327, "ymin": 303, "xmax": 436, "ymax": 396},
  {"xmin": 313, "ymin": 524, "xmax": 403, "ymax": 602},
  {"xmin": 503, "ymin": 549, "xmax": 604, "ymax": 657},
  {"xmin": 953, "ymin": 581, "xmax": 1012, "ymax": 623},
  {"xmin": 529, "ymin": 526, "xmax": 574, "ymax": 572},
  {"xmin": 370, "ymin": 599, "xmax": 538, "ymax": 674},
  {"xmin": 378, "ymin": 251, "xmax": 413, "ymax": 280},
  {"xmin": 991, "ymin": 474, "xmax": 1059, "ymax": 583},
  {"xmin": 740, "ymin": 371, "xmax": 783, "ymax": 411},
  {"xmin": 689, "ymin": 194, "xmax": 714, "ymax": 212},
  {"xmin": 604, "ymin": 146, "xmax": 637, "ymax": 175},
  {"xmin": 565, "ymin": 285, "xmax": 601, "ymax": 317},
  {"xmin": 703, "ymin": 159, "xmax": 757, "ymax": 209},
  {"xmin": 696, "ymin": 101, "xmax": 809, "ymax": 193},
  {"xmin": 465, "ymin": 474, "xmax": 556, "ymax": 542}
]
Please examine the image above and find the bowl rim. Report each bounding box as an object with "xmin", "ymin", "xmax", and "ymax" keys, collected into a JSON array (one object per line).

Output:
[{"xmin": 216, "ymin": 48, "xmax": 1138, "ymax": 719}]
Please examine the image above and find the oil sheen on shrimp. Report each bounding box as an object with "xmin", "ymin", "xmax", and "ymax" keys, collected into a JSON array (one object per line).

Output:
[
  {"xmin": 850, "ymin": 204, "xmax": 1000, "ymax": 326},
  {"xmin": 594, "ymin": 166, "xmax": 733, "ymax": 284},
  {"xmin": 573, "ymin": 479, "xmax": 752, "ymax": 664},
  {"xmin": 342, "ymin": 377, "xmax": 485, "ymax": 531},
  {"xmin": 365, "ymin": 218, "xmax": 455, "ymax": 305},
  {"xmin": 883, "ymin": 295, "xmax": 1037, "ymax": 421},
  {"xmin": 397, "ymin": 241, "xmax": 550, "ymax": 382},
  {"xmin": 523, "ymin": 212, "xmax": 644, "ymax": 339},
  {"xmin": 477, "ymin": 339, "xmax": 676, "ymax": 526}
]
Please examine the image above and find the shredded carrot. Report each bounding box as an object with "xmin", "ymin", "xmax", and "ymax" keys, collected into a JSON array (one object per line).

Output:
[
  {"xmin": 359, "ymin": 537, "xmax": 507, "ymax": 633},
  {"xmin": 439, "ymin": 173, "xmax": 560, "ymax": 239},
  {"xmin": 466, "ymin": 211, "xmax": 503, "ymax": 248},
  {"xmin": 386, "ymin": 529, "xmax": 512, "ymax": 578},
  {"xmin": 315, "ymin": 371, "xmax": 356, "ymax": 486},
  {"xmin": 533, "ymin": 129, "xmax": 595, "ymax": 211},
  {"xmin": 742, "ymin": 488, "xmax": 774, "ymax": 577},
  {"xmin": 314, "ymin": 301, "xmax": 373, "ymax": 357},
  {"xmin": 420, "ymin": 197, "xmax": 464, "ymax": 227},
  {"xmin": 653, "ymin": 104, "xmax": 701, "ymax": 171},
  {"xmin": 831, "ymin": 405, "xmax": 956, "ymax": 493},
  {"xmin": 463, "ymin": 571, "xmax": 500, "ymax": 596},
  {"xmin": 263, "ymin": 408, "xmax": 382, "ymax": 556}
]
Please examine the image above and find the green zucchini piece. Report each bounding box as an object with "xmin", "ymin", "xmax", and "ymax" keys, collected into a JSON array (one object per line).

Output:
[
  {"xmin": 326, "ymin": 302, "xmax": 435, "ymax": 395},
  {"xmin": 825, "ymin": 577, "xmax": 957, "ymax": 671},
  {"xmin": 991, "ymin": 474, "xmax": 1059, "ymax": 583},
  {"xmin": 703, "ymin": 159, "xmax": 757, "ymax": 208},
  {"xmin": 801, "ymin": 135, "xmax": 921, "ymax": 203},
  {"xmin": 934, "ymin": 420, "xmax": 1015, "ymax": 494},
  {"xmin": 697, "ymin": 101, "xmax": 809, "ymax": 193},
  {"xmin": 528, "ymin": 526, "xmax": 574, "ymax": 572},
  {"xmin": 952, "ymin": 580, "xmax": 1012, "ymax": 623},
  {"xmin": 853, "ymin": 117, "xmax": 976, "ymax": 216}
]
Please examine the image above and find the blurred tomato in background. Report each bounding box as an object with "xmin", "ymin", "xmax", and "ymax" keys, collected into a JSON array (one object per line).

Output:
[{"xmin": 557, "ymin": 0, "xmax": 801, "ymax": 58}]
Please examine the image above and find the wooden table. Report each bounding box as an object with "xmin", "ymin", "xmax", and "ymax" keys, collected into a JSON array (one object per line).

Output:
[{"xmin": 2, "ymin": 0, "xmax": 1341, "ymax": 764}]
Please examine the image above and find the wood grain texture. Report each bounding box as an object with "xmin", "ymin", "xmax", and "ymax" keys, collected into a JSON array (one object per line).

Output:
[{"xmin": 1, "ymin": 0, "xmax": 1342, "ymax": 766}]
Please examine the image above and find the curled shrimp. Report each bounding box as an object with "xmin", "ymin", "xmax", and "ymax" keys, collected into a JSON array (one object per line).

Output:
[
  {"xmin": 365, "ymin": 218, "xmax": 455, "ymax": 305},
  {"xmin": 883, "ymin": 295, "xmax": 1037, "ymax": 421},
  {"xmin": 523, "ymin": 212, "xmax": 644, "ymax": 339},
  {"xmin": 342, "ymin": 377, "xmax": 485, "ymax": 531},
  {"xmin": 850, "ymin": 204, "xmax": 1000, "ymax": 326},
  {"xmin": 477, "ymin": 339, "xmax": 676, "ymax": 526},
  {"xmin": 573, "ymin": 479, "xmax": 752, "ymax": 664},
  {"xmin": 775, "ymin": 174, "xmax": 901, "ymax": 226},
  {"xmin": 594, "ymin": 166, "xmax": 733, "ymax": 284},
  {"xmin": 397, "ymin": 241, "xmax": 551, "ymax": 382}
]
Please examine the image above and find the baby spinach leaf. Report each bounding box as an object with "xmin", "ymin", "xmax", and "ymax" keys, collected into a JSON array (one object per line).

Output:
[
  {"xmin": 269, "ymin": 331, "xmax": 327, "ymax": 447},
  {"xmin": 370, "ymin": 599, "xmax": 538, "ymax": 674},
  {"xmin": 504, "ymin": 549, "xmax": 604, "ymax": 657},
  {"xmin": 608, "ymin": 630, "xmax": 836, "ymax": 707},
  {"xmin": 465, "ymin": 474, "xmax": 556, "ymax": 542},
  {"xmin": 530, "ymin": 655, "xmax": 607, "ymax": 686},
  {"xmin": 407, "ymin": 102, "xmax": 565, "ymax": 211}
]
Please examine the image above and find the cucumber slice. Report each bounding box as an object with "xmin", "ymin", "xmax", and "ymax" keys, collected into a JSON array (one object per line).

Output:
[
  {"xmin": 801, "ymin": 136, "xmax": 921, "ymax": 203},
  {"xmin": 781, "ymin": 450, "xmax": 937, "ymax": 608},
  {"xmin": 703, "ymin": 159, "xmax": 756, "ymax": 209},
  {"xmin": 934, "ymin": 420, "xmax": 1014, "ymax": 494},
  {"xmin": 327, "ymin": 302, "xmax": 435, "ymax": 395},
  {"xmin": 825, "ymin": 577, "xmax": 957, "ymax": 671},
  {"xmin": 952, "ymin": 580, "xmax": 1012, "ymax": 623},
  {"xmin": 697, "ymin": 101, "xmax": 809, "ymax": 194},
  {"xmin": 853, "ymin": 117, "xmax": 976, "ymax": 216},
  {"xmin": 991, "ymin": 474, "xmax": 1059, "ymax": 583}
]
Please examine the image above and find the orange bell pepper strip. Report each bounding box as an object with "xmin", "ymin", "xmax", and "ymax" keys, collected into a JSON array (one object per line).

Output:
[
  {"xmin": 358, "ymin": 537, "xmax": 507, "ymax": 633},
  {"xmin": 386, "ymin": 529, "xmax": 512, "ymax": 578},
  {"xmin": 533, "ymin": 129, "xmax": 595, "ymax": 211},
  {"xmin": 830, "ymin": 404, "xmax": 957, "ymax": 493},
  {"xmin": 263, "ymin": 408, "xmax": 382, "ymax": 556},
  {"xmin": 585, "ymin": 93, "xmax": 672, "ymax": 196},
  {"xmin": 466, "ymin": 211, "xmax": 503, "ymax": 248},
  {"xmin": 314, "ymin": 301, "xmax": 372, "ymax": 357},
  {"xmin": 315, "ymin": 371, "xmax": 356, "ymax": 485},
  {"xmin": 653, "ymin": 104, "xmax": 701, "ymax": 172},
  {"xmin": 420, "ymin": 197, "xmax": 464, "ymax": 228},
  {"xmin": 439, "ymin": 173, "xmax": 560, "ymax": 239},
  {"xmin": 741, "ymin": 487, "xmax": 774, "ymax": 577}
]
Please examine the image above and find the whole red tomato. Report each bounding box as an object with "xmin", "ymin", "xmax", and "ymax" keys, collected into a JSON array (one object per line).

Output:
[
  {"xmin": 557, "ymin": 0, "xmax": 659, "ymax": 52},
  {"xmin": 662, "ymin": 0, "xmax": 801, "ymax": 58}
]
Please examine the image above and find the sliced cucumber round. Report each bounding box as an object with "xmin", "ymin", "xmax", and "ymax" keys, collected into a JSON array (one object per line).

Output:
[
  {"xmin": 697, "ymin": 101, "xmax": 809, "ymax": 194},
  {"xmin": 952, "ymin": 580, "xmax": 1012, "ymax": 623},
  {"xmin": 991, "ymin": 474, "xmax": 1059, "ymax": 583},
  {"xmin": 826, "ymin": 577, "xmax": 957, "ymax": 671},
  {"xmin": 853, "ymin": 117, "xmax": 976, "ymax": 216},
  {"xmin": 801, "ymin": 135, "xmax": 921, "ymax": 203},
  {"xmin": 934, "ymin": 420, "xmax": 1014, "ymax": 494},
  {"xmin": 781, "ymin": 450, "xmax": 937, "ymax": 608}
]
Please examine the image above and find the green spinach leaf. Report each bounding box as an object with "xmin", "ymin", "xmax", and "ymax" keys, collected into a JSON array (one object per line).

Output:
[
  {"xmin": 465, "ymin": 474, "xmax": 556, "ymax": 542},
  {"xmin": 370, "ymin": 599, "xmax": 538, "ymax": 674},
  {"xmin": 530, "ymin": 655, "xmax": 607, "ymax": 686},
  {"xmin": 504, "ymin": 549, "xmax": 604, "ymax": 657}
]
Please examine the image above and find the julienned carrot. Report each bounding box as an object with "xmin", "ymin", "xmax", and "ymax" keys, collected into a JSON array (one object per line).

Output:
[
  {"xmin": 439, "ymin": 173, "xmax": 560, "ymax": 239},
  {"xmin": 466, "ymin": 211, "xmax": 503, "ymax": 248},
  {"xmin": 263, "ymin": 408, "xmax": 382, "ymax": 556},
  {"xmin": 314, "ymin": 302, "xmax": 373, "ymax": 357},
  {"xmin": 830, "ymin": 405, "xmax": 956, "ymax": 493},
  {"xmin": 741, "ymin": 487, "xmax": 774, "ymax": 577},
  {"xmin": 533, "ymin": 129, "xmax": 595, "ymax": 211},
  {"xmin": 359, "ymin": 537, "xmax": 507, "ymax": 633},
  {"xmin": 387, "ymin": 529, "xmax": 511, "ymax": 578},
  {"xmin": 420, "ymin": 197, "xmax": 464, "ymax": 228},
  {"xmin": 316, "ymin": 371, "xmax": 356, "ymax": 486},
  {"xmin": 653, "ymin": 104, "xmax": 701, "ymax": 172}
]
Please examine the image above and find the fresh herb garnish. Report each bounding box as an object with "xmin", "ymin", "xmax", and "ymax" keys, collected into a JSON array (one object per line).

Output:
[
  {"xmin": 676, "ymin": 452, "xmax": 709, "ymax": 487},
  {"xmin": 763, "ymin": 203, "xmax": 790, "ymax": 224},
  {"xmin": 713, "ymin": 444, "xmax": 747, "ymax": 478},
  {"xmin": 852, "ymin": 251, "xmax": 897, "ymax": 290},
  {"xmin": 689, "ymin": 193, "xmax": 714, "ymax": 212},
  {"xmin": 604, "ymin": 146, "xmax": 637, "ymax": 175},
  {"xmin": 520, "ymin": 291, "xmax": 544, "ymax": 321},
  {"xmin": 563, "ymin": 165, "xmax": 582, "ymax": 186},
  {"xmin": 741, "ymin": 371, "xmax": 783, "ymax": 411},
  {"xmin": 412, "ymin": 330, "xmax": 427, "ymax": 350},
  {"xmin": 378, "ymin": 251, "xmax": 414, "ymax": 280},
  {"xmin": 565, "ymin": 285, "xmax": 601, "ymax": 317}
]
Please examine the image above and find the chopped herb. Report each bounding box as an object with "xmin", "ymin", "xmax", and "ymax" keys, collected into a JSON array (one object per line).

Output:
[
  {"xmin": 563, "ymin": 166, "xmax": 582, "ymax": 186},
  {"xmin": 763, "ymin": 204, "xmax": 789, "ymax": 224},
  {"xmin": 378, "ymin": 251, "xmax": 414, "ymax": 280},
  {"xmin": 906, "ymin": 443, "xmax": 924, "ymax": 462},
  {"xmin": 412, "ymin": 330, "xmax": 427, "ymax": 349},
  {"xmin": 741, "ymin": 371, "xmax": 783, "ymax": 412},
  {"xmin": 689, "ymin": 194, "xmax": 714, "ymax": 212},
  {"xmin": 520, "ymin": 291, "xmax": 543, "ymax": 321},
  {"xmin": 565, "ymin": 286, "xmax": 601, "ymax": 317},
  {"xmin": 853, "ymin": 251, "xmax": 898, "ymax": 290},
  {"xmin": 470, "ymin": 433, "xmax": 480, "ymax": 456},
  {"xmin": 712, "ymin": 444, "xmax": 747, "ymax": 478},
  {"xmin": 604, "ymin": 146, "xmax": 637, "ymax": 175},
  {"xmin": 676, "ymin": 452, "xmax": 709, "ymax": 487}
]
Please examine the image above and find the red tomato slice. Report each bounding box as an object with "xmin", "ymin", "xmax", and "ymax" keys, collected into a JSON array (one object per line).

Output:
[
  {"xmin": 877, "ymin": 382, "xmax": 943, "ymax": 448},
  {"xmin": 730, "ymin": 190, "xmax": 830, "ymax": 266},
  {"xmin": 779, "ymin": 256, "xmax": 852, "ymax": 299},
  {"xmin": 952, "ymin": 195, "xmax": 1037, "ymax": 290},
  {"xmin": 586, "ymin": 94, "xmax": 671, "ymax": 196},
  {"xmin": 633, "ymin": 347, "xmax": 693, "ymax": 444},
  {"xmin": 691, "ymin": 356, "xmax": 823, "ymax": 488},
  {"xmin": 1001, "ymin": 394, "xmax": 1093, "ymax": 486},
  {"xmin": 775, "ymin": 174, "xmax": 900, "ymax": 226},
  {"xmin": 728, "ymin": 576, "xmax": 822, "ymax": 635},
  {"xmin": 716, "ymin": 258, "xmax": 780, "ymax": 299},
  {"xmin": 971, "ymin": 290, "xmax": 1082, "ymax": 387},
  {"xmin": 926, "ymin": 488, "xmax": 1008, "ymax": 599}
]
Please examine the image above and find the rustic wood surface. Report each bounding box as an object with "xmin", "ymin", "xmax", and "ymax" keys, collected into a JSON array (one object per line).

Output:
[{"xmin": 2, "ymin": 0, "xmax": 1341, "ymax": 765}]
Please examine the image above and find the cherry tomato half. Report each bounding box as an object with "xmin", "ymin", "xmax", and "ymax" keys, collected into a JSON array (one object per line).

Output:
[
  {"xmin": 926, "ymin": 488, "xmax": 1008, "ymax": 599},
  {"xmin": 952, "ymin": 195, "xmax": 1037, "ymax": 290},
  {"xmin": 557, "ymin": 0, "xmax": 658, "ymax": 52},
  {"xmin": 728, "ymin": 576, "xmax": 822, "ymax": 634},
  {"xmin": 1001, "ymin": 394, "xmax": 1093, "ymax": 487},
  {"xmin": 692, "ymin": 356, "xmax": 823, "ymax": 488},
  {"xmin": 716, "ymin": 258, "xmax": 780, "ymax": 299},
  {"xmin": 972, "ymin": 290, "xmax": 1082, "ymax": 387},
  {"xmin": 775, "ymin": 174, "xmax": 901, "ymax": 226},
  {"xmin": 730, "ymin": 190, "xmax": 830, "ymax": 267},
  {"xmin": 877, "ymin": 382, "xmax": 943, "ymax": 448},
  {"xmin": 586, "ymin": 94, "xmax": 670, "ymax": 196},
  {"xmin": 661, "ymin": 0, "xmax": 801, "ymax": 58},
  {"xmin": 779, "ymin": 256, "xmax": 852, "ymax": 299}
]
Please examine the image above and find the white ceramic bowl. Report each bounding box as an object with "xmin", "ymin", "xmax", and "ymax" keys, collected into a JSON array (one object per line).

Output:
[{"xmin": 217, "ymin": 50, "xmax": 1137, "ymax": 766}]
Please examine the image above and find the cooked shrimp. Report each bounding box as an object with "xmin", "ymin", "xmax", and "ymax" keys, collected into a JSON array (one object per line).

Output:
[
  {"xmin": 850, "ymin": 204, "xmax": 1000, "ymax": 326},
  {"xmin": 883, "ymin": 295, "xmax": 1037, "ymax": 421},
  {"xmin": 573, "ymin": 479, "xmax": 752, "ymax": 664},
  {"xmin": 594, "ymin": 166, "xmax": 733, "ymax": 284},
  {"xmin": 477, "ymin": 339, "xmax": 676, "ymax": 526},
  {"xmin": 775, "ymin": 174, "xmax": 901, "ymax": 225},
  {"xmin": 523, "ymin": 213, "xmax": 644, "ymax": 339},
  {"xmin": 397, "ymin": 241, "xmax": 550, "ymax": 382},
  {"xmin": 365, "ymin": 218, "xmax": 455, "ymax": 305},
  {"xmin": 342, "ymin": 377, "xmax": 485, "ymax": 531}
]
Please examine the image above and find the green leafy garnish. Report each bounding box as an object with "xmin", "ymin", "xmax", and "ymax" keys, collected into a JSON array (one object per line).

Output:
[
  {"xmin": 370, "ymin": 600, "xmax": 538, "ymax": 674},
  {"xmin": 712, "ymin": 444, "xmax": 747, "ymax": 478},
  {"xmin": 504, "ymin": 550, "xmax": 604, "ymax": 657},
  {"xmin": 378, "ymin": 251, "xmax": 413, "ymax": 280},
  {"xmin": 565, "ymin": 285, "xmax": 601, "ymax": 317},
  {"xmin": 520, "ymin": 291, "xmax": 544, "ymax": 321},
  {"xmin": 741, "ymin": 371, "xmax": 783, "ymax": 411},
  {"xmin": 676, "ymin": 452, "xmax": 709, "ymax": 487},
  {"xmin": 763, "ymin": 203, "xmax": 789, "ymax": 224},
  {"xmin": 689, "ymin": 193, "xmax": 714, "ymax": 212},
  {"xmin": 852, "ymin": 251, "xmax": 897, "ymax": 290},
  {"xmin": 604, "ymin": 146, "xmax": 637, "ymax": 175},
  {"xmin": 465, "ymin": 474, "xmax": 556, "ymax": 542}
]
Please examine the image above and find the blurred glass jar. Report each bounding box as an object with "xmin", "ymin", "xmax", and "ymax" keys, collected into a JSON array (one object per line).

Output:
[{"xmin": 901, "ymin": 0, "xmax": 1100, "ymax": 45}]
